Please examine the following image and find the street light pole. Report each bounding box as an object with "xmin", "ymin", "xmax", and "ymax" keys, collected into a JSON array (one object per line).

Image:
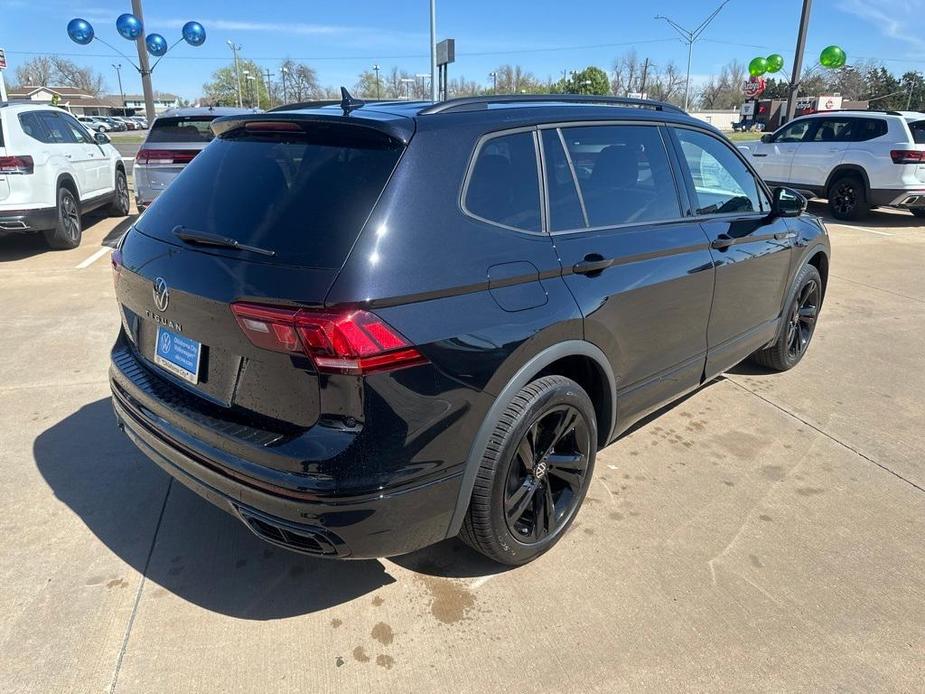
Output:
[
  {"xmin": 490, "ymin": 71, "xmax": 497, "ymax": 94},
  {"xmin": 112, "ymin": 63, "xmax": 125, "ymax": 115},
  {"xmin": 130, "ymin": 0, "xmax": 155, "ymax": 121},
  {"xmin": 655, "ymin": 0, "xmax": 732, "ymax": 111},
  {"xmin": 429, "ymin": 0, "xmax": 438, "ymax": 101},
  {"xmin": 785, "ymin": 0, "xmax": 813, "ymax": 124},
  {"xmin": 280, "ymin": 67, "xmax": 288, "ymax": 104},
  {"xmin": 227, "ymin": 40, "xmax": 242, "ymax": 107},
  {"xmin": 373, "ymin": 64, "xmax": 381, "ymax": 99}
]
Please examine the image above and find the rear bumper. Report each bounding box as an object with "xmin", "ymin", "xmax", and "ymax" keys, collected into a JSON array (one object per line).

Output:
[
  {"xmin": 0, "ymin": 206, "xmax": 57, "ymax": 234},
  {"xmin": 871, "ymin": 188, "xmax": 925, "ymax": 208},
  {"xmin": 109, "ymin": 353, "xmax": 463, "ymax": 559}
]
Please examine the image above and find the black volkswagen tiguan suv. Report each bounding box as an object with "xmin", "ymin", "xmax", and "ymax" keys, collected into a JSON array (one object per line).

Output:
[{"xmin": 110, "ymin": 93, "xmax": 830, "ymax": 565}]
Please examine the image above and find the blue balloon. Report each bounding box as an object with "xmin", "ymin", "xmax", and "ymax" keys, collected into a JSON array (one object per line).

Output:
[
  {"xmin": 66, "ymin": 18, "xmax": 95, "ymax": 45},
  {"xmin": 182, "ymin": 21, "xmax": 206, "ymax": 47},
  {"xmin": 145, "ymin": 33, "xmax": 168, "ymax": 57},
  {"xmin": 116, "ymin": 13, "xmax": 144, "ymax": 41}
]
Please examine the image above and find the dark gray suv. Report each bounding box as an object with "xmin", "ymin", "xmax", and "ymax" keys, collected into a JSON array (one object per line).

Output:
[{"xmin": 111, "ymin": 93, "xmax": 830, "ymax": 565}]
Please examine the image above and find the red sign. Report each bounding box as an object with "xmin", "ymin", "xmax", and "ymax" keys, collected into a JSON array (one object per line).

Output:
[
  {"xmin": 0, "ymin": 48, "xmax": 6, "ymax": 71},
  {"xmin": 742, "ymin": 77, "xmax": 766, "ymax": 99}
]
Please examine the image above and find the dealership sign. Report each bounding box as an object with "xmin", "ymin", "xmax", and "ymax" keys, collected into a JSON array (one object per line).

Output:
[{"xmin": 742, "ymin": 77, "xmax": 766, "ymax": 99}]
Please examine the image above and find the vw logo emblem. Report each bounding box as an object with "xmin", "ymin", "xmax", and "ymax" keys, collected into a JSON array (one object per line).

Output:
[
  {"xmin": 534, "ymin": 460, "xmax": 548, "ymax": 480},
  {"xmin": 153, "ymin": 277, "xmax": 169, "ymax": 312}
]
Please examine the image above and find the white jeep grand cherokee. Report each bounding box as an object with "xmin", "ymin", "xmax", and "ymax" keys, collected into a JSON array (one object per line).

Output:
[
  {"xmin": 744, "ymin": 110, "xmax": 925, "ymax": 220},
  {"xmin": 0, "ymin": 103, "xmax": 130, "ymax": 249}
]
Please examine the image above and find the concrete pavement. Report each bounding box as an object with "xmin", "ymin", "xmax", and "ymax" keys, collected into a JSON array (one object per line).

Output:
[{"xmin": 0, "ymin": 203, "xmax": 922, "ymax": 693}]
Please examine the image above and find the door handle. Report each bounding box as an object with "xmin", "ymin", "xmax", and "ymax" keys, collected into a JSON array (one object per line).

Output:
[
  {"xmin": 711, "ymin": 235, "xmax": 735, "ymax": 250},
  {"xmin": 573, "ymin": 255, "xmax": 611, "ymax": 276},
  {"xmin": 752, "ymin": 153, "xmax": 768, "ymax": 157}
]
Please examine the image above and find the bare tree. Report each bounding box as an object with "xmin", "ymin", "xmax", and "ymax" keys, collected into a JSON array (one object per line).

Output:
[
  {"xmin": 15, "ymin": 56, "xmax": 54, "ymax": 87},
  {"xmin": 647, "ymin": 62, "xmax": 686, "ymax": 105},
  {"xmin": 280, "ymin": 59, "xmax": 322, "ymax": 102},
  {"xmin": 13, "ymin": 55, "xmax": 105, "ymax": 95},
  {"xmin": 490, "ymin": 65, "xmax": 542, "ymax": 94},
  {"xmin": 611, "ymin": 50, "xmax": 642, "ymax": 95}
]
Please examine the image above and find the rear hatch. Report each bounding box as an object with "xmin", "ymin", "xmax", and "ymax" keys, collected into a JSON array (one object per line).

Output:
[
  {"xmin": 116, "ymin": 116, "xmax": 407, "ymax": 429},
  {"xmin": 135, "ymin": 115, "xmax": 218, "ymax": 197}
]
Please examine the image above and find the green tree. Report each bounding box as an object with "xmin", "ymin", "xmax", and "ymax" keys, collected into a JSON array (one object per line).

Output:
[
  {"xmin": 203, "ymin": 58, "xmax": 271, "ymax": 108},
  {"xmin": 556, "ymin": 66, "xmax": 611, "ymax": 95}
]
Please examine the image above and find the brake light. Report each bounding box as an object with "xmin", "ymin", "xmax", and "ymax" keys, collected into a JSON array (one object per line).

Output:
[
  {"xmin": 230, "ymin": 303, "xmax": 428, "ymax": 375},
  {"xmin": 244, "ymin": 121, "xmax": 302, "ymax": 132},
  {"xmin": 0, "ymin": 155, "xmax": 34, "ymax": 174},
  {"xmin": 136, "ymin": 149, "xmax": 199, "ymax": 166},
  {"xmin": 890, "ymin": 149, "xmax": 925, "ymax": 164}
]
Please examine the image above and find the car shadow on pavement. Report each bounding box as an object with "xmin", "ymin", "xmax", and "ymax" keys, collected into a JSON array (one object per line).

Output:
[
  {"xmin": 0, "ymin": 212, "xmax": 137, "ymax": 263},
  {"xmin": 807, "ymin": 200, "xmax": 923, "ymax": 230},
  {"xmin": 34, "ymin": 397, "xmax": 508, "ymax": 619}
]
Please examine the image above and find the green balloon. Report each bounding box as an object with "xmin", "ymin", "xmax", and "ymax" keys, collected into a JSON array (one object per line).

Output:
[
  {"xmin": 766, "ymin": 54, "xmax": 784, "ymax": 72},
  {"xmin": 749, "ymin": 56, "xmax": 769, "ymax": 77},
  {"xmin": 820, "ymin": 45, "xmax": 847, "ymax": 69}
]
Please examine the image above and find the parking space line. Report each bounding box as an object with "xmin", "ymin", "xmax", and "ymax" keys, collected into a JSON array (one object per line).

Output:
[
  {"xmin": 76, "ymin": 246, "xmax": 113, "ymax": 269},
  {"xmin": 832, "ymin": 224, "xmax": 894, "ymax": 236}
]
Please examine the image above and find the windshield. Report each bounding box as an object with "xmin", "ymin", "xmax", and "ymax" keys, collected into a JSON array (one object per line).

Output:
[{"xmin": 135, "ymin": 124, "xmax": 404, "ymax": 268}]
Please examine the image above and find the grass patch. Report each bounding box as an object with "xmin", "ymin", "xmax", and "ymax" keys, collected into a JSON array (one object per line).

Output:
[
  {"xmin": 724, "ymin": 131, "xmax": 765, "ymax": 142},
  {"xmin": 108, "ymin": 132, "xmax": 146, "ymax": 144}
]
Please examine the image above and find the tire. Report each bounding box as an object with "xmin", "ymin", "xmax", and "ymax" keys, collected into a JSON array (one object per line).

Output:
[
  {"xmin": 910, "ymin": 208, "xmax": 925, "ymax": 219},
  {"xmin": 108, "ymin": 169, "xmax": 130, "ymax": 217},
  {"xmin": 459, "ymin": 375, "xmax": 597, "ymax": 566},
  {"xmin": 43, "ymin": 186, "xmax": 82, "ymax": 250},
  {"xmin": 751, "ymin": 263, "xmax": 823, "ymax": 372},
  {"xmin": 827, "ymin": 175, "xmax": 870, "ymax": 221}
]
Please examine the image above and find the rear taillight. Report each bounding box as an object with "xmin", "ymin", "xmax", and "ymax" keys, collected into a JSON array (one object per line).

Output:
[
  {"xmin": 890, "ymin": 149, "xmax": 925, "ymax": 164},
  {"xmin": 230, "ymin": 303, "xmax": 428, "ymax": 375},
  {"xmin": 136, "ymin": 149, "xmax": 199, "ymax": 166},
  {"xmin": 0, "ymin": 155, "xmax": 34, "ymax": 174}
]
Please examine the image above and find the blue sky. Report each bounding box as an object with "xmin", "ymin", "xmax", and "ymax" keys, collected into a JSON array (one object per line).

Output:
[{"xmin": 2, "ymin": 0, "xmax": 925, "ymax": 100}]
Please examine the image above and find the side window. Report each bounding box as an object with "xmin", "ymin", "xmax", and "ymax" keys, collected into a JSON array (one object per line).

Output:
[
  {"xmin": 559, "ymin": 124, "xmax": 681, "ymax": 227},
  {"xmin": 774, "ymin": 120, "xmax": 812, "ymax": 143},
  {"xmin": 19, "ymin": 112, "xmax": 53, "ymax": 143},
  {"xmin": 675, "ymin": 128, "xmax": 763, "ymax": 216},
  {"xmin": 910, "ymin": 121, "xmax": 925, "ymax": 145},
  {"xmin": 541, "ymin": 129, "xmax": 585, "ymax": 231},
  {"xmin": 60, "ymin": 113, "xmax": 93, "ymax": 144},
  {"xmin": 849, "ymin": 118, "xmax": 887, "ymax": 142},
  {"xmin": 37, "ymin": 112, "xmax": 78, "ymax": 144},
  {"xmin": 811, "ymin": 118, "xmax": 853, "ymax": 142},
  {"xmin": 465, "ymin": 131, "xmax": 541, "ymax": 232}
]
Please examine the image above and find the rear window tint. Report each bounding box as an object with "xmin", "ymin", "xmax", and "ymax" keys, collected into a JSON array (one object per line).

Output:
[
  {"xmin": 465, "ymin": 131, "xmax": 541, "ymax": 232},
  {"xmin": 910, "ymin": 121, "xmax": 925, "ymax": 145},
  {"xmin": 147, "ymin": 116, "xmax": 217, "ymax": 143},
  {"xmin": 135, "ymin": 124, "xmax": 404, "ymax": 268}
]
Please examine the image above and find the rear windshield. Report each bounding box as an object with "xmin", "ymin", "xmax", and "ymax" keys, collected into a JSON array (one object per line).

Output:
[
  {"xmin": 135, "ymin": 123, "xmax": 404, "ymax": 267},
  {"xmin": 147, "ymin": 116, "xmax": 217, "ymax": 143},
  {"xmin": 909, "ymin": 121, "xmax": 925, "ymax": 145}
]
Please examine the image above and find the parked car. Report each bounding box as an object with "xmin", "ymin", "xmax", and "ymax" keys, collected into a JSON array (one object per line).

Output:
[
  {"xmin": 134, "ymin": 107, "xmax": 257, "ymax": 210},
  {"xmin": 97, "ymin": 116, "xmax": 126, "ymax": 132},
  {"xmin": 113, "ymin": 117, "xmax": 136, "ymax": 131},
  {"xmin": 110, "ymin": 93, "xmax": 830, "ymax": 565},
  {"xmin": 744, "ymin": 110, "xmax": 925, "ymax": 220},
  {"xmin": 0, "ymin": 103, "xmax": 130, "ymax": 248},
  {"xmin": 79, "ymin": 116, "xmax": 111, "ymax": 133},
  {"xmin": 129, "ymin": 116, "xmax": 148, "ymax": 129}
]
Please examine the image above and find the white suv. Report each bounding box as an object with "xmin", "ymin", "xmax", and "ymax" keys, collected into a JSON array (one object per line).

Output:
[
  {"xmin": 745, "ymin": 111, "xmax": 925, "ymax": 220},
  {"xmin": 0, "ymin": 103, "xmax": 130, "ymax": 248}
]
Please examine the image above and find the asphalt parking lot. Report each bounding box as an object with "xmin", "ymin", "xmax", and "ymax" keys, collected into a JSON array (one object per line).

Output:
[{"xmin": 0, "ymin": 201, "xmax": 922, "ymax": 693}]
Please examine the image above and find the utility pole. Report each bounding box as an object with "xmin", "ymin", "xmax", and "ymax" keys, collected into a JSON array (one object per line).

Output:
[
  {"xmin": 655, "ymin": 0, "xmax": 732, "ymax": 111},
  {"xmin": 112, "ymin": 63, "xmax": 125, "ymax": 115},
  {"xmin": 907, "ymin": 74, "xmax": 918, "ymax": 111},
  {"xmin": 490, "ymin": 71, "xmax": 498, "ymax": 94},
  {"xmin": 130, "ymin": 0, "xmax": 155, "ymax": 121},
  {"xmin": 429, "ymin": 0, "xmax": 438, "ymax": 101},
  {"xmin": 640, "ymin": 58, "xmax": 651, "ymax": 97},
  {"xmin": 785, "ymin": 0, "xmax": 813, "ymax": 124},
  {"xmin": 263, "ymin": 68, "xmax": 273, "ymax": 107},
  {"xmin": 227, "ymin": 40, "xmax": 242, "ymax": 107},
  {"xmin": 373, "ymin": 64, "xmax": 381, "ymax": 99},
  {"xmin": 280, "ymin": 66, "xmax": 288, "ymax": 104}
]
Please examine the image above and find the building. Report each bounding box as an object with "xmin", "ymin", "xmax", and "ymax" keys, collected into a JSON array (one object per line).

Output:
[
  {"xmin": 121, "ymin": 93, "xmax": 180, "ymax": 114},
  {"xmin": 6, "ymin": 85, "xmax": 117, "ymax": 116}
]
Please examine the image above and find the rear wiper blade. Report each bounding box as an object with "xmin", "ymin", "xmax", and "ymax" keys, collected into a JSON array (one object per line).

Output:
[{"xmin": 171, "ymin": 226, "xmax": 276, "ymax": 256}]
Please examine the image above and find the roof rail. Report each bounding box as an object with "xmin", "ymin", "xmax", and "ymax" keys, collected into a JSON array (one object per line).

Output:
[{"xmin": 419, "ymin": 94, "xmax": 685, "ymax": 116}]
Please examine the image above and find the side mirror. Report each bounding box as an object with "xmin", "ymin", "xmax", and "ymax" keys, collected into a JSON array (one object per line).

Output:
[
  {"xmin": 94, "ymin": 131, "xmax": 111, "ymax": 145},
  {"xmin": 760, "ymin": 133, "xmax": 773, "ymax": 144},
  {"xmin": 772, "ymin": 187, "xmax": 806, "ymax": 218}
]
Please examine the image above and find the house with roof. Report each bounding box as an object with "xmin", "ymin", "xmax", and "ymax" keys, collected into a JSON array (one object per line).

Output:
[
  {"xmin": 6, "ymin": 85, "xmax": 120, "ymax": 116},
  {"xmin": 121, "ymin": 93, "xmax": 180, "ymax": 114}
]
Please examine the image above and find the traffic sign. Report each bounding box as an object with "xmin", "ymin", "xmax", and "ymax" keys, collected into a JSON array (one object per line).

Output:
[{"xmin": 0, "ymin": 48, "xmax": 7, "ymax": 70}]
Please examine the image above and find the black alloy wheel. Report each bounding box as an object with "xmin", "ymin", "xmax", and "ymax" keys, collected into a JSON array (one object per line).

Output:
[
  {"xmin": 785, "ymin": 277, "xmax": 820, "ymax": 360},
  {"xmin": 460, "ymin": 375, "xmax": 597, "ymax": 565},
  {"xmin": 503, "ymin": 405, "xmax": 591, "ymax": 543}
]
